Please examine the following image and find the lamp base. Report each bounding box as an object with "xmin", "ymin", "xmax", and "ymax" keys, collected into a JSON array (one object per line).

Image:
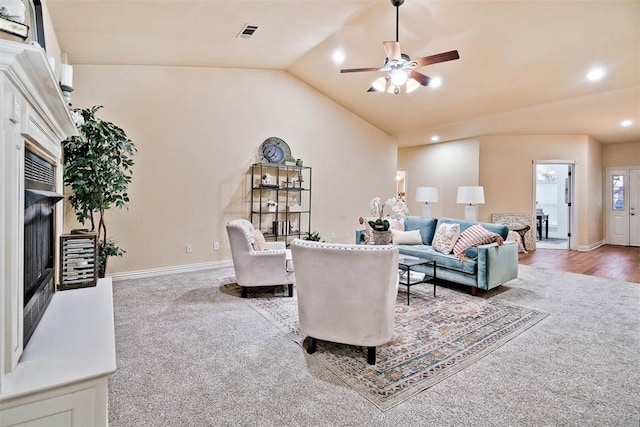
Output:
[
  {"xmin": 464, "ymin": 205, "xmax": 478, "ymax": 222},
  {"xmin": 421, "ymin": 204, "xmax": 432, "ymax": 218}
]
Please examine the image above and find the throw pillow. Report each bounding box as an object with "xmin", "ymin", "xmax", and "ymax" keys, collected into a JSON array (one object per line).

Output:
[
  {"xmin": 391, "ymin": 229, "xmax": 423, "ymax": 245},
  {"xmin": 453, "ymin": 224, "xmax": 499, "ymax": 256},
  {"xmin": 432, "ymin": 223, "xmax": 460, "ymax": 254},
  {"xmin": 252, "ymin": 229, "xmax": 267, "ymax": 251}
]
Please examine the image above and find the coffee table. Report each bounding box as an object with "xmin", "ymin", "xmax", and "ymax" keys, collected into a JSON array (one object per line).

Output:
[{"xmin": 398, "ymin": 257, "xmax": 436, "ymax": 305}]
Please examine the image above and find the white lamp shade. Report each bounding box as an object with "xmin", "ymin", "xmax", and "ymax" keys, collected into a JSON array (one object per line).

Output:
[
  {"xmin": 457, "ymin": 186, "xmax": 485, "ymax": 205},
  {"xmin": 416, "ymin": 187, "xmax": 438, "ymax": 203}
]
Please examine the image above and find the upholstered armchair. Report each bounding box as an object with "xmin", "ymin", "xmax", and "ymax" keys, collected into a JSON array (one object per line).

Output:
[
  {"xmin": 226, "ymin": 219, "xmax": 295, "ymax": 298},
  {"xmin": 290, "ymin": 239, "xmax": 399, "ymax": 365}
]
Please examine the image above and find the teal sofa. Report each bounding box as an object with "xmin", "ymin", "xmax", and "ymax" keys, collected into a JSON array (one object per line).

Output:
[{"xmin": 393, "ymin": 216, "xmax": 518, "ymax": 295}]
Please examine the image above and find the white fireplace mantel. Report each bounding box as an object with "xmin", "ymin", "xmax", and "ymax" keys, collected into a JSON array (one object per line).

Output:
[{"xmin": 0, "ymin": 40, "xmax": 115, "ymax": 427}]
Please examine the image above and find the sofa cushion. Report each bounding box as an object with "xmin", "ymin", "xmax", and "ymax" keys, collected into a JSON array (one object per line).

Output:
[
  {"xmin": 403, "ymin": 216, "xmax": 438, "ymax": 245},
  {"xmin": 453, "ymin": 224, "xmax": 500, "ymax": 256},
  {"xmin": 392, "ymin": 229, "xmax": 423, "ymax": 245},
  {"xmin": 396, "ymin": 245, "xmax": 477, "ymax": 275},
  {"xmin": 437, "ymin": 217, "xmax": 509, "ymax": 240},
  {"xmin": 432, "ymin": 222, "xmax": 460, "ymax": 254}
]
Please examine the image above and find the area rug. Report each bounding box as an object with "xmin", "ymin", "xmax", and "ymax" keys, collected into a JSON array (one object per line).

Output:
[{"xmin": 245, "ymin": 285, "xmax": 548, "ymax": 411}]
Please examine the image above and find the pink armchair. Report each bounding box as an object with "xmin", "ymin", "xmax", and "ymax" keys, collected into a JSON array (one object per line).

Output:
[
  {"xmin": 226, "ymin": 219, "xmax": 295, "ymax": 298},
  {"xmin": 290, "ymin": 239, "xmax": 399, "ymax": 365}
]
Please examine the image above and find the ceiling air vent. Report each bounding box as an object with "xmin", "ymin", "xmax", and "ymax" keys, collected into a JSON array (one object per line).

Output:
[{"xmin": 237, "ymin": 24, "xmax": 259, "ymax": 39}]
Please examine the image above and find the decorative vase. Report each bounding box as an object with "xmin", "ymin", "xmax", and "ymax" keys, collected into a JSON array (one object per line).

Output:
[{"xmin": 372, "ymin": 230, "xmax": 392, "ymax": 245}]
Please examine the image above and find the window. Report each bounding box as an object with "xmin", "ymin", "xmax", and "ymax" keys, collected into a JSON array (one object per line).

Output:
[{"xmin": 612, "ymin": 175, "xmax": 624, "ymax": 210}]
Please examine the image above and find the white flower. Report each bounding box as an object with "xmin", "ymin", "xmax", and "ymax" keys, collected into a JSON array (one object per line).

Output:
[
  {"xmin": 70, "ymin": 110, "xmax": 84, "ymax": 127},
  {"xmin": 369, "ymin": 197, "xmax": 383, "ymax": 219},
  {"xmin": 386, "ymin": 196, "xmax": 409, "ymax": 218}
]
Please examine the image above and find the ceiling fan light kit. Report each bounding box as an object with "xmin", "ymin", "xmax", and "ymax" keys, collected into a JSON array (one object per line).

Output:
[{"xmin": 341, "ymin": 0, "xmax": 459, "ymax": 94}]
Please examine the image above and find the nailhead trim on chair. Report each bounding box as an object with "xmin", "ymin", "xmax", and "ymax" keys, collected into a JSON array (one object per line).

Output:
[{"xmin": 291, "ymin": 239, "xmax": 396, "ymax": 252}]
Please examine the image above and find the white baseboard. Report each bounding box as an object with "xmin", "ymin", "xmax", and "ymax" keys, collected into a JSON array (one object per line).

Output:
[
  {"xmin": 109, "ymin": 260, "xmax": 234, "ymax": 281},
  {"xmin": 575, "ymin": 240, "xmax": 605, "ymax": 252}
]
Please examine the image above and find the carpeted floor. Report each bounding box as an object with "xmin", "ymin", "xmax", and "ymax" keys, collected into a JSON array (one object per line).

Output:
[
  {"xmin": 108, "ymin": 265, "xmax": 640, "ymax": 426},
  {"xmin": 245, "ymin": 284, "xmax": 547, "ymax": 411}
]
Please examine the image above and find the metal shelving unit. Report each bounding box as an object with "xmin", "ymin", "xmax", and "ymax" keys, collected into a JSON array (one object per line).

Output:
[{"xmin": 250, "ymin": 163, "xmax": 311, "ymax": 245}]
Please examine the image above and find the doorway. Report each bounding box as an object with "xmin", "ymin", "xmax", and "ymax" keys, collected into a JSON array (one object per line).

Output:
[
  {"xmin": 534, "ymin": 162, "xmax": 574, "ymax": 249},
  {"xmin": 606, "ymin": 167, "xmax": 640, "ymax": 246}
]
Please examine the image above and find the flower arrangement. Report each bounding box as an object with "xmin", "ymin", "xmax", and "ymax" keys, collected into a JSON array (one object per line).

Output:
[
  {"xmin": 368, "ymin": 196, "xmax": 408, "ymax": 231},
  {"xmin": 387, "ymin": 196, "xmax": 409, "ymax": 218}
]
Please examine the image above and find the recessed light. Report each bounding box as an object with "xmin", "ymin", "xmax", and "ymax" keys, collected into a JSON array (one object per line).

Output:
[
  {"xmin": 431, "ymin": 135, "xmax": 440, "ymax": 142},
  {"xmin": 430, "ymin": 77, "xmax": 442, "ymax": 88},
  {"xmin": 621, "ymin": 119, "xmax": 633, "ymax": 127},
  {"xmin": 332, "ymin": 50, "xmax": 345, "ymax": 64},
  {"xmin": 586, "ymin": 67, "xmax": 605, "ymax": 81}
]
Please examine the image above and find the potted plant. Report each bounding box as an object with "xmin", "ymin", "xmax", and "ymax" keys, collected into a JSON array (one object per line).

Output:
[
  {"xmin": 368, "ymin": 197, "xmax": 393, "ymax": 244},
  {"xmin": 284, "ymin": 155, "xmax": 296, "ymax": 166},
  {"xmin": 63, "ymin": 105, "xmax": 136, "ymax": 277}
]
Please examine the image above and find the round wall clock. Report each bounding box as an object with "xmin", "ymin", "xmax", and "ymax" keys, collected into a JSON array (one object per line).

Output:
[{"xmin": 259, "ymin": 137, "xmax": 291, "ymax": 163}]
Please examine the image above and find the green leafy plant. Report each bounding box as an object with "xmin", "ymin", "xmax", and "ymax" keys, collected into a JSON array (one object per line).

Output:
[
  {"xmin": 305, "ymin": 231, "xmax": 323, "ymax": 242},
  {"xmin": 63, "ymin": 105, "xmax": 136, "ymax": 277}
]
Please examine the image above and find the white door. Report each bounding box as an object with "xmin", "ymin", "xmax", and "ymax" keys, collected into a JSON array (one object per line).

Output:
[
  {"xmin": 607, "ymin": 169, "xmax": 629, "ymax": 245},
  {"xmin": 630, "ymin": 169, "xmax": 640, "ymax": 246}
]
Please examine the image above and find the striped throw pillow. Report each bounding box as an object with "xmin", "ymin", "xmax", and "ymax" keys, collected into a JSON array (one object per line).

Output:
[{"xmin": 453, "ymin": 224, "xmax": 499, "ymax": 256}]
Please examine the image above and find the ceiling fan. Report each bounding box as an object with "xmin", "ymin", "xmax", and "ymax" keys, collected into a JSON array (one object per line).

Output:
[{"xmin": 340, "ymin": 0, "xmax": 459, "ymax": 94}]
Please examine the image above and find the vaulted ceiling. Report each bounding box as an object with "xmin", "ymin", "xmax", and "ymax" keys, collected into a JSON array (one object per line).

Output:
[{"xmin": 46, "ymin": 0, "xmax": 640, "ymax": 146}]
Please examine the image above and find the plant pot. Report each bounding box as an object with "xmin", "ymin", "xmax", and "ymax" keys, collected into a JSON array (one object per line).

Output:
[
  {"xmin": 268, "ymin": 206, "xmax": 277, "ymax": 212},
  {"xmin": 372, "ymin": 230, "xmax": 392, "ymax": 245}
]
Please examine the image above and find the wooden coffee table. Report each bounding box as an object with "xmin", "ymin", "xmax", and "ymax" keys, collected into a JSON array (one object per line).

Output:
[{"xmin": 398, "ymin": 257, "xmax": 436, "ymax": 305}]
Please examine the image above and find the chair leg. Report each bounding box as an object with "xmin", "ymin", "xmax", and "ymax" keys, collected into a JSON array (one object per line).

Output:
[
  {"xmin": 240, "ymin": 287, "xmax": 247, "ymax": 298},
  {"xmin": 287, "ymin": 283, "xmax": 293, "ymax": 297},
  {"xmin": 367, "ymin": 347, "xmax": 376, "ymax": 365},
  {"xmin": 307, "ymin": 337, "xmax": 317, "ymax": 355}
]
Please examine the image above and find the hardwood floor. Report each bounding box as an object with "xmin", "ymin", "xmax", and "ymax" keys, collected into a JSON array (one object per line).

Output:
[{"xmin": 518, "ymin": 245, "xmax": 640, "ymax": 284}]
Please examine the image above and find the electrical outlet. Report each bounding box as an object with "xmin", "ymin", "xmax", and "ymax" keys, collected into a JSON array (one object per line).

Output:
[
  {"xmin": 186, "ymin": 244, "xmax": 192, "ymax": 253},
  {"xmin": 213, "ymin": 241, "xmax": 220, "ymax": 251}
]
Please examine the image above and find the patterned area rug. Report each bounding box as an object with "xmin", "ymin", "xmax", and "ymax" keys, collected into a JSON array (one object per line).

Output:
[{"xmin": 244, "ymin": 285, "xmax": 548, "ymax": 411}]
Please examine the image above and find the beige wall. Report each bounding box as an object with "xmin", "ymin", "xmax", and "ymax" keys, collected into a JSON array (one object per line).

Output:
[
  {"xmin": 480, "ymin": 135, "xmax": 602, "ymax": 249},
  {"xmin": 399, "ymin": 134, "xmax": 605, "ymax": 249},
  {"xmin": 398, "ymin": 139, "xmax": 479, "ymax": 219},
  {"xmin": 66, "ymin": 65, "xmax": 396, "ymax": 274},
  {"xmin": 602, "ymin": 141, "xmax": 640, "ymax": 168}
]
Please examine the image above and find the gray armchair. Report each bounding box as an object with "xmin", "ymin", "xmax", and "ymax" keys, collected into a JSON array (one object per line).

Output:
[
  {"xmin": 290, "ymin": 239, "xmax": 399, "ymax": 365},
  {"xmin": 226, "ymin": 219, "xmax": 295, "ymax": 297}
]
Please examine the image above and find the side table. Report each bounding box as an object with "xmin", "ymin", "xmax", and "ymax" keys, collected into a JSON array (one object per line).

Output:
[{"xmin": 398, "ymin": 257, "xmax": 436, "ymax": 305}]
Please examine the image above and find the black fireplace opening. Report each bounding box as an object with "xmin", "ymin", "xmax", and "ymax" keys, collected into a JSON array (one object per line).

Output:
[{"xmin": 23, "ymin": 150, "xmax": 63, "ymax": 346}]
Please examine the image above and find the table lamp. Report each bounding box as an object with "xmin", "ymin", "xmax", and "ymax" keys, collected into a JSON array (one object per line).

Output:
[
  {"xmin": 415, "ymin": 187, "xmax": 438, "ymax": 217},
  {"xmin": 456, "ymin": 186, "xmax": 485, "ymax": 221}
]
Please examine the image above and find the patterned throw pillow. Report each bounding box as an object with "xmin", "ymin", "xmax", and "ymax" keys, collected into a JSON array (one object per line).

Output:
[
  {"xmin": 432, "ymin": 223, "xmax": 460, "ymax": 254},
  {"xmin": 252, "ymin": 229, "xmax": 267, "ymax": 251},
  {"xmin": 453, "ymin": 224, "xmax": 499, "ymax": 256}
]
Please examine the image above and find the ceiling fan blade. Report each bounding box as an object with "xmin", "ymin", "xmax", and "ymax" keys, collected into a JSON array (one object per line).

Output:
[
  {"xmin": 340, "ymin": 67, "xmax": 383, "ymax": 73},
  {"xmin": 412, "ymin": 50, "xmax": 460, "ymax": 68},
  {"xmin": 409, "ymin": 70, "xmax": 431, "ymax": 86},
  {"xmin": 383, "ymin": 41, "xmax": 401, "ymax": 63}
]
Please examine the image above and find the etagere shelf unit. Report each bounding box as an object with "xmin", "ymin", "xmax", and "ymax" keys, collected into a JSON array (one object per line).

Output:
[{"xmin": 250, "ymin": 163, "xmax": 311, "ymax": 245}]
